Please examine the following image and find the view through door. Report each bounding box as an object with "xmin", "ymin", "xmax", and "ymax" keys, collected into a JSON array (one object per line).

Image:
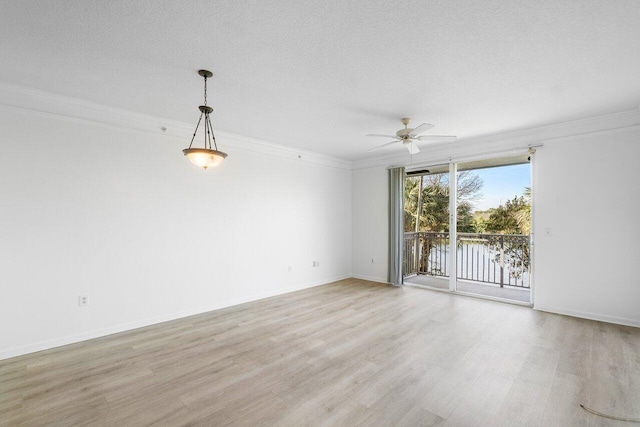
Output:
[{"xmin": 403, "ymin": 156, "xmax": 532, "ymax": 304}]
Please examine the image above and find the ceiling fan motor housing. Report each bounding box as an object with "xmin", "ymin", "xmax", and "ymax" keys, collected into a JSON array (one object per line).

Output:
[{"xmin": 396, "ymin": 128, "xmax": 413, "ymax": 138}]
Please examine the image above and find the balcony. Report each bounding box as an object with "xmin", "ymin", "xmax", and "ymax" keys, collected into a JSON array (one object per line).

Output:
[{"xmin": 403, "ymin": 232, "xmax": 531, "ymax": 302}]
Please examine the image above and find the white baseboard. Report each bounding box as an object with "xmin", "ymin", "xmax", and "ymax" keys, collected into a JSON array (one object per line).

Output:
[
  {"xmin": 534, "ymin": 304, "xmax": 640, "ymax": 328},
  {"xmin": 0, "ymin": 275, "xmax": 351, "ymax": 361}
]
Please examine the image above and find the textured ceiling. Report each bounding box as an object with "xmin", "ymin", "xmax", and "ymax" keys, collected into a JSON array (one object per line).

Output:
[{"xmin": 1, "ymin": 0, "xmax": 639, "ymax": 160}]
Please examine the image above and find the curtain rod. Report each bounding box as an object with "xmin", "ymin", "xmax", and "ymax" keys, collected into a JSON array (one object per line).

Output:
[{"xmin": 387, "ymin": 143, "xmax": 543, "ymax": 170}]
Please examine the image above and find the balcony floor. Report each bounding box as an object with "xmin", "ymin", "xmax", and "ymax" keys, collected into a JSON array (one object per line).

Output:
[{"xmin": 404, "ymin": 274, "xmax": 531, "ymax": 303}]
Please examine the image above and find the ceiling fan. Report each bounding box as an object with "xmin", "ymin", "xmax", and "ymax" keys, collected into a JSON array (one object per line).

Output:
[{"xmin": 366, "ymin": 118, "xmax": 456, "ymax": 154}]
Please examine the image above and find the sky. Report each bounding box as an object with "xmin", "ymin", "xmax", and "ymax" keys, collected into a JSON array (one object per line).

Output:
[{"xmin": 468, "ymin": 163, "xmax": 530, "ymax": 212}]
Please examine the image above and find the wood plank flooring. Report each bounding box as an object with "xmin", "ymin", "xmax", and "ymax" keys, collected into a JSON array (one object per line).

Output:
[{"xmin": 1, "ymin": 278, "xmax": 639, "ymax": 426}]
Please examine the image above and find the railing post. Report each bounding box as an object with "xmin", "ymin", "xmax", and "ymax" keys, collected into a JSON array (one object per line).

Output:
[
  {"xmin": 499, "ymin": 234, "xmax": 504, "ymax": 288},
  {"xmin": 414, "ymin": 233, "xmax": 420, "ymax": 274}
]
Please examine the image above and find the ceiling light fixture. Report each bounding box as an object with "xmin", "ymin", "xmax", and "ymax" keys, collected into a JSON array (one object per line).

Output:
[{"xmin": 183, "ymin": 70, "xmax": 228, "ymax": 170}]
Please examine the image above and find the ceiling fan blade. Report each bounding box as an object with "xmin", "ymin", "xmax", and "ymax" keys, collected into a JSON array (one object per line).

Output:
[
  {"xmin": 417, "ymin": 135, "xmax": 457, "ymax": 143},
  {"xmin": 409, "ymin": 123, "xmax": 434, "ymax": 136},
  {"xmin": 366, "ymin": 134, "xmax": 398, "ymax": 138},
  {"xmin": 368, "ymin": 141, "xmax": 399, "ymax": 152},
  {"xmin": 406, "ymin": 141, "xmax": 421, "ymax": 154}
]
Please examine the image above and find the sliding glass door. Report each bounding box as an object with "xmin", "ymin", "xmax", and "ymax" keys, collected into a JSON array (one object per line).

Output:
[{"xmin": 403, "ymin": 155, "xmax": 532, "ymax": 304}]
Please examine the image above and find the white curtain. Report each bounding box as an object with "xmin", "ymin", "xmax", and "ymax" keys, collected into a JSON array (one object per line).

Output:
[{"xmin": 388, "ymin": 167, "xmax": 405, "ymax": 285}]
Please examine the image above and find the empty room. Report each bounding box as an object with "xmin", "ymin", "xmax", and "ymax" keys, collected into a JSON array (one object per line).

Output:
[{"xmin": 1, "ymin": 1, "xmax": 639, "ymax": 426}]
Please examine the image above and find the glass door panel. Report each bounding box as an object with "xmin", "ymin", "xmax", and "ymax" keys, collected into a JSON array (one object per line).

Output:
[
  {"xmin": 403, "ymin": 169, "xmax": 450, "ymax": 290},
  {"xmin": 454, "ymin": 160, "xmax": 532, "ymax": 303}
]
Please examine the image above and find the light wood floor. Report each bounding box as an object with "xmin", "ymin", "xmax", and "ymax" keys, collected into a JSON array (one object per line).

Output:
[{"xmin": 1, "ymin": 279, "xmax": 639, "ymax": 426}]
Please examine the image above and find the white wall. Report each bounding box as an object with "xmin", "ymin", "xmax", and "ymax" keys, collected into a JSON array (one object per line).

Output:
[
  {"xmin": 533, "ymin": 126, "xmax": 640, "ymax": 326},
  {"xmin": 0, "ymin": 100, "xmax": 352, "ymax": 359},
  {"xmin": 352, "ymin": 167, "xmax": 389, "ymax": 282},
  {"xmin": 351, "ymin": 111, "xmax": 640, "ymax": 327}
]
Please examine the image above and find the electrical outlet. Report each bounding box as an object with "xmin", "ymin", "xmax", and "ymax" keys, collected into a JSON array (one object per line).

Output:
[
  {"xmin": 312, "ymin": 261, "xmax": 319, "ymax": 267},
  {"xmin": 78, "ymin": 295, "xmax": 89, "ymax": 306},
  {"xmin": 288, "ymin": 265, "xmax": 292, "ymax": 272},
  {"xmin": 371, "ymin": 258, "xmax": 375, "ymax": 264}
]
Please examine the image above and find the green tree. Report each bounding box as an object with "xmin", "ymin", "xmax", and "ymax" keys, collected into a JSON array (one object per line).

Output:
[
  {"xmin": 404, "ymin": 171, "xmax": 483, "ymax": 232},
  {"xmin": 514, "ymin": 187, "xmax": 531, "ymax": 235},
  {"xmin": 485, "ymin": 188, "xmax": 532, "ymax": 281},
  {"xmin": 485, "ymin": 192, "xmax": 530, "ymax": 235},
  {"xmin": 405, "ymin": 172, "xmax": 483, "ymax": 273},
  {"xmin": 470, "ymin": 214, "xmax": 487, "ymax": 233}
]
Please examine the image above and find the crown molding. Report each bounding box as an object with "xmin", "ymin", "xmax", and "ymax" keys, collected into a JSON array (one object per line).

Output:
[
  {"xmin": 353, "ymin": 105, "xmax": 640, "ymax": 170},
  {"xmin": 0, "ymin": 82, "xmax": 352, "ymax": 171},
  {"xmin": 2, "ymin": 81, "xmax": 638, "ymax": 173}
]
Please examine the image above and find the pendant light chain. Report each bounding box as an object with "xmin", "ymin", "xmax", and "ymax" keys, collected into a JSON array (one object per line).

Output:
[
  {"xmin": 205, "ymin": 111, "xmax": 214, "ymax": 151},
  {"xmin": 188, "ymin": 113, "xmax": 204, "ymax": 150},
  {"xmin": 203, "ymin": 75, "xmax": 209, "ymax": 150},
  {"xmin": 206, "ymin": 116, "xmax": 212, "ymax": 150},
  {"xmin": 204, "ymin": 75, "xmax": 208, "ymax": 106},
  {"xmin": 203, "ymin": 74, "xmax": 219, "ymax": 151},
  {"xmin": 207, "ymin": 115, "xmax": 219, "ymax": 151}
]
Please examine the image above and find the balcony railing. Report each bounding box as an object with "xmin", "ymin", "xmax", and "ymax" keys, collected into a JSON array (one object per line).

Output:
[{"xmin": 403, "ymin": 232, "xmax": 531, "ymax": 288}]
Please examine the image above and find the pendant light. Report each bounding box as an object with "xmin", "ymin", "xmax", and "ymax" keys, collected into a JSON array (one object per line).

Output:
[{"xmin": 183, "ymin": 70, "xmax": 228, "ymax": 169}]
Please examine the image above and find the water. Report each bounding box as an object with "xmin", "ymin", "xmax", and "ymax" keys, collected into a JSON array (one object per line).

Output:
[{"xmin": 411, "ymin": 240, "xmax": 531, "ymax": 288}]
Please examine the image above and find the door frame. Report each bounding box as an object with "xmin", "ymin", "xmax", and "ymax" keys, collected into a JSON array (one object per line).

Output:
[{"xmin": 405, "ymin": 150, "xmax": 535, "ymax": 306}]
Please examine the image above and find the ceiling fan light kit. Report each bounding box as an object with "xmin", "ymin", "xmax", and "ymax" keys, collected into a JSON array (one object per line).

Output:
[
  {"xmin": 366, "ymin": 117, "xmax": 456, "ymax": 154},
  {"xmin": 183, "ymin": 69, "xmax": 228, "ymax": 170}
]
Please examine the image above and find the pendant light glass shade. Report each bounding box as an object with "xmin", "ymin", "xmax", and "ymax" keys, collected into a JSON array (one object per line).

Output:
[
  {"xmin": 183, "ymin": 148, "xmax": 227, "ymax": 169},
  {"xmin": 183, "ymin": 70, "xmax": 228, "ymax": 170}
]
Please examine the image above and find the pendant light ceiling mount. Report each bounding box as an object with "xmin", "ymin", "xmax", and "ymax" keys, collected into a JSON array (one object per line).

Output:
[{"xmin": 183, "ymin": 69, "xmax": 228, "ymax": 170}]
